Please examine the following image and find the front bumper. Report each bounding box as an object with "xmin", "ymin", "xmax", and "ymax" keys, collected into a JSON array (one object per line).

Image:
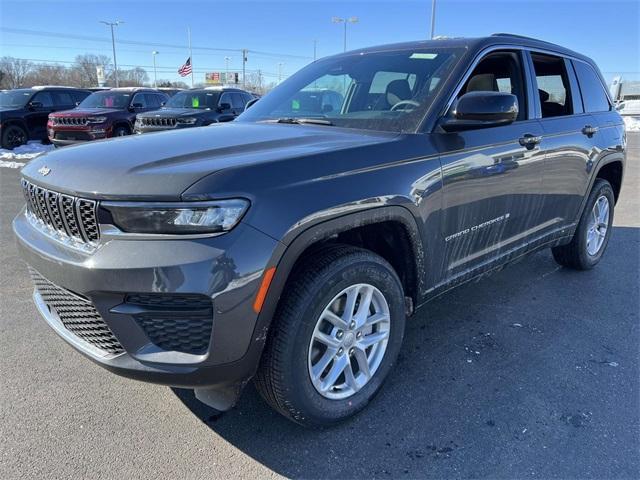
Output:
[
  {"xmin": 14, "ymin": 209, "xmax": 280, "ymax": 389},
  {"xmin": 134, "ymin": 123, "xmax": 196, "ymax": 134},
  {"xmin": 48, "ymin": 126, "xmax": 109, "ymax": 146}
]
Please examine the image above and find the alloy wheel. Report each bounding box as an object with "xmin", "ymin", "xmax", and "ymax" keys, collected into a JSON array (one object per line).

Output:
[
  {"xmin": 586, "ymin": 195, "xmax": 609, "ymax": 256},
  {"xmin": 307, "ymin": 283, "xmax": 390, "ymax": 400}
]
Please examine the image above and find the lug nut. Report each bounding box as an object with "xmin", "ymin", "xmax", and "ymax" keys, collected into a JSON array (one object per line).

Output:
[
  {"xmin": 337, "ymin": 347, "xmax": 344, "ymax": 356},
  {"xmin": 356, "ymin": 331, "xmax": 362, "ymax": 339},
  {"xmin": 349, "ymin": 348, "xmax": 355, "ymax": 356},
  {"xmin": 336, "ymin": 330, "xmax": 344, "ymax": 339},
  {"xmin": 349, "ymin": 321, "xmax": 356, "ymax": 329}
]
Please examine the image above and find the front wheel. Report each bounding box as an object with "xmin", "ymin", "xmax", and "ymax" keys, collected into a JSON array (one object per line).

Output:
[
  {"xmin": 1, "ymin": 124, "xmax": 28, "ymax": 149},
  {"xmin": 254, "ymin": 245, "xmax": 406, "ymax": 427},
  {"xmin": 113, "ymin": 125, "xmax": 131, "ymax": 137},
  {"xmin": 552, "ymin": 178, "xmax": 615, "ymax": 270}
]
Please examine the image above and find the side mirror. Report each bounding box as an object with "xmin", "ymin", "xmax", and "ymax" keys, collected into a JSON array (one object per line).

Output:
[
  {"xmin": 28, "ymin": 101, "xmax": 44, "ymax": 110},
  {"xmin": 218, "ymin": 102, "xmax": 231, "ymax": 112},
  {"xmin": 245, "ymin": 98, "xmax": 259, "ymax": 109},
  {"xmin": 441, "ymin": 91, "xmax": 518, "ymax": 132},
  {"xmin": 615, "ymin": 102, "xmax": 625, "ymax": 111},
  {"xmin": 160, "ymin": 101, "xmax": 166, "ymax": 107},
  {"xmin": 75, "ymin": 101, "xmax": 81, "ymax": 107},
  {"xmin": 129, "ymin": 102, "xmax": 144, "ymax": 111}
]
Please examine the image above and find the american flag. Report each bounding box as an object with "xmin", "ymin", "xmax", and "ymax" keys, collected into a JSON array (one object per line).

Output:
[{"xmin": 178, "ymin": 57, "xmax": 192, "ymax": 77}]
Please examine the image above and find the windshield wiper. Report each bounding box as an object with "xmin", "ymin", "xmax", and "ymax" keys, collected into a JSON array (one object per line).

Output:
[{"xmin": 269, "ymin": 117, "xmax": 334, "ymax": 126}]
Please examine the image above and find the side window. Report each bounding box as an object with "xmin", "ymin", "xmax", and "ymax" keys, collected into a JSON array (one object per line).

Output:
[
  {"xmin": 131, "ymin": 93, "xmax": 148, "ymax": 108},
  {"xmin": 32, "ymin": 91, "xmax": 54, "ymax": 108},
  {"xmin": 459, "ymin": 51, "xmax": 527, "ymax": 121},
  {"xmin": 230, "ymin": 92, "xmax": 245, "ymax": 110},
  {"xmin": 573, "ymin": 61, "xmax": 610, "ymax": 113},
  {"xmin": 53, "ymin": 91, "xmax": 74, "ymax": 106},
  {"xmin": 72, "ymin": 91, "xmax": 90, "ymax": 104},
  {"xmin": 531, "ymin": 53, "xmax": 573, "ymax": 118},
  {"xmin": 219, "ymin": 92, "xmax": 233, "ymax": 109},
  {"xmin": 242, "ymin": 92, "xmax": 253, "ymax": 104},
  {"xmin": 144, "ymin": 94, "xmax": 160, "ymax": 108}
]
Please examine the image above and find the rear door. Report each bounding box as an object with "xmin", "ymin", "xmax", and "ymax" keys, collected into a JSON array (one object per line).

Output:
[
  {"xmin": 528, "ymin": 52, "xmax": 599, "ymax": 234},
  {"xmin": 25, "ymin": 91, "xmax": 55, "ymax": 140},
  {"xmin": 437, "ymin": 49, "xmax": 546, "ymax": 276}
]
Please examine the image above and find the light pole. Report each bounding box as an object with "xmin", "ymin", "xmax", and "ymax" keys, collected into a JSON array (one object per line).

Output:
[
  {"xmin": 277, "ymin": 62, "xmax": 284, "ymax": 83},
  {"xmin": 224, "ymin": 56, "xmax": 231, "ymax": 85},
  {"xmin": 100, "ymin": 20, "xmax": 123, "ymax": 87},
  {"xmin": 151, "ymin": 51, "xmax": 158, "ymax": 88},
  {"xmin": 430, "ymin": 0, "xmax": 437, "ymax": 39},
  {"xmin": 331, "ymin": 16, "xmax": 358, "ymax": 52}
]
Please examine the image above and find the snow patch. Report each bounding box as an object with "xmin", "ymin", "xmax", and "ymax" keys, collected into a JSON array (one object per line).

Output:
[
  {"xmin": 0, "ymin": 141, "xmax": 54, "ymax": 168},
  {"xmin": 624, "ymin": 116, "xmax": 640, "ymax": 132}
]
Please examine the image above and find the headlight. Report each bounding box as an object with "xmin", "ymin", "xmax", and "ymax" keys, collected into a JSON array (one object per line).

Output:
[
  {"xmin": 87, "ymin": 116, "xmax": 107, "ymax": 123},
  {"xmin": 176, "ymin": 117, "xmax": 198, "ymax": 125},
  {"xmin": 102, "ymin": 199, "xmax": 249, "ymax": 234}
]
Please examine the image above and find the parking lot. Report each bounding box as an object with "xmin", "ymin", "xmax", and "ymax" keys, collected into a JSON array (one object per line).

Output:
[{"xmin": 1, "ymin": 134, "xmax": 638, "ymax": 479}]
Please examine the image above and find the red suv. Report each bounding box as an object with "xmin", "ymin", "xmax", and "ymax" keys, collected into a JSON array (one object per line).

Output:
[{"xmin": 48, "ymin": 88, "xmax": 168, "ymax": 146}]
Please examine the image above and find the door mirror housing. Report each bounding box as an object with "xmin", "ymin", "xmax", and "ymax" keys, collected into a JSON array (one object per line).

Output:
[
  {"xmin": 28, "ymin": 101, "xmax": 44, "ymax": 110},
  {"xmin": 245, "ymin": 98, "xmax": 259, "ymax": 109},
  {"xmin": 129, "ymin": 102, "xmax": 144, "ymax": 111},
  {"xmin": 441, "ymin": 91, "xmax": 518, "ymax": 132},
  {"xmin": 217, "ymin": 102, "xmax": 232, "ymax": 112}
]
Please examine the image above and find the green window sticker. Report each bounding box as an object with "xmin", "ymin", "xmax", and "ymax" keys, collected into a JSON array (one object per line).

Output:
[
  {"xmin": 292, "ymin": 99, "xmax": 300, "ymax": 110},
  {"xmin": 410, "ymin": 53, "xmax": 438, "ymax": 60},
  {"xmin": 191, "ymin": 96, "xmax": 200, "ymax": 108}
]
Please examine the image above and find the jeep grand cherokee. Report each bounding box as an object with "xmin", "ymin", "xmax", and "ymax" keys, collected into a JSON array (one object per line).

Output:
[{"xmin": 14, "ymin": 34, "xmax": 626, "ymax": 427}]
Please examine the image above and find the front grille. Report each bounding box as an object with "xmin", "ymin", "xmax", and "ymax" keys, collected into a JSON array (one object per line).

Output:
[
  {"xmin": 141, "ymin": 117, "xmax": 177, "ymax": 127},
  {"xmin": 53, "ymin": 117, "xmax": 89, "ymax": 126},
  {"xmin": 21, "ymin": 179, "xmax": 99, "ymax": 246},
  {"xmin": 54, "ymin": 131, "xmax": 91, "ymax": 141},
  {"xmin": 30, "ymin": 268, "xmax": 124, "ymax": 356},
  {"xmin": 126, "ymin": 293, "xmax": 213, "ymax": 354}
]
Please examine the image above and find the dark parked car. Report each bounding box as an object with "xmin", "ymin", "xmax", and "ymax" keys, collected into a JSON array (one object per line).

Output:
[
  {"xmin": 15, "ymin": 34, "xmax": 625, "ymax": 427},
  {"xmin": 0, "ymin": 86, "xmax": 91, "ymax": 149},
  {"xmin": 134, "ymin": 87, "xmax": 255, "ymax": 134},
  {"xmin": 47, "ymin": 87, "xmax": 168, "ymax": 146}
]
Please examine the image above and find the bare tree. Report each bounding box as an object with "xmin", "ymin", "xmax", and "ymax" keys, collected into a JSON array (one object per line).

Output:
[
  {"xmin": 74, "ymin": 54, "xmax": 112, "ymax": 87},
  {"xmin": 0, "ymin": 57, "xmax": 33, "ymax": 88},
  {"xmin": 26, "ymin": 64, "xmax": 73, "ymax": 87}
]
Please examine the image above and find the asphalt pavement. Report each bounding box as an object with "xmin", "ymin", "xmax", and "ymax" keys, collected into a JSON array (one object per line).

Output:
[{"xmin": 1, "ymin": 135, "xmax": 638, "ymax": 479}]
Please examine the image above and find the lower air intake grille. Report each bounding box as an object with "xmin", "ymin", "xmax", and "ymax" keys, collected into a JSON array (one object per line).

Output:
[
  {"xmin": 126, "ymin": 293, "xmax": 213, "ymax": 354},
  {"xmin": 30, "ymin": 268, "xmax": 124, "ymax": 356}
]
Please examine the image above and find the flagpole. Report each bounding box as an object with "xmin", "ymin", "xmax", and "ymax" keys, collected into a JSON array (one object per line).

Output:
[{"xmin": 188, "ymin": 26, "xmax": 194, "ymax": 87}]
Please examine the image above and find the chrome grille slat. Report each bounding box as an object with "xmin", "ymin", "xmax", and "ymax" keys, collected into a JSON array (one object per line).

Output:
[{"xmin": 21, "ymin": 179, "xmax": 100, "ymax": 247}]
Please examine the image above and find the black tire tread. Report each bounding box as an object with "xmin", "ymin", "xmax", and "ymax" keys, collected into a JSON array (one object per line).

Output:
[{"xmin": 254, "ymin": 244, "xmax": 393, "ymax": 425}]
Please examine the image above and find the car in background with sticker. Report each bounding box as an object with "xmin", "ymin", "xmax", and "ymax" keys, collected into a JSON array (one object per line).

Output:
[
  {"xmin": 47, "ymin": 87, "xmax": 169, "ymax": 146},
  {"xmin": 134, "ymin": 87, "xmax": 256, "ymax": 134}
]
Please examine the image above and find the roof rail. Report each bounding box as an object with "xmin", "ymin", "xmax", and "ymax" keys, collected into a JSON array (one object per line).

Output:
[{"xmin": 491, "ymin": 32, "xmax": 547, "ymax": 42}]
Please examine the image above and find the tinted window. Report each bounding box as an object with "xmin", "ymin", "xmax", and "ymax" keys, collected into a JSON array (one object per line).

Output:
[
  {"xmin": 573, "ymin": 61, "xmax": 610, "ymax": 112},
  {"xmin": 165, "ymin": 91, "xmax": 219, "ymax": 109},
  {"xmin": 459, "ymin": 50, "xmax": 527, "ymax": 121},
  {"xmin": 230, "ymin": 92, "xmax": 245, "ymax": 109},
  {"xmin": 144, "ymin": 93, "xmax": 161, "ymax": 108},
  {"xmin": 32, "ymin": 91, "xmax": 54, "ymax": 108},
  {"xmin": 53, "ymin": 91, "xmax": 74, "ymax": 106},
  {"xmin": 531, "ymin": 53, "xmax": 573, "ymax": 118},
  {"xmin": 219, "ymin": 92, "xmax": 233, "ymax": 109},
  {"xmin": 131, "ymin": 93, "xmax": 148, "ymax": 108},
  {"xmin": 242, "ymin": 92, "xmax": 253, "ymax": 104},
  {"xmin": 79, "ymin": 92, "xmax": 131, "ymax": 109},
  {"xmin": 72, "ymin": 91, "xmax": 90, "ymax": 103}
]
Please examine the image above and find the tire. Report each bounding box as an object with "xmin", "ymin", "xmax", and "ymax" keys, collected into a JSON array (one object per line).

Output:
[
  {"xmin": 254, "ymin": 244, "xmax": 406, "ymax": 427},
  {"xmin": 1, "ymin": 124, "xmax": 28, "ymax": 149},
  {"xmin": 113, "ymin": 125, "xmax": 131, "ymax": 137},
  {"xmin": 552, "ymin": 178, "xmax": 615, "ymax": 270}
]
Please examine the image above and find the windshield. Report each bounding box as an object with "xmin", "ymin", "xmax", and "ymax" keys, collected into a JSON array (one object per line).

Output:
[
  {"xmin": 78, "ymin": 91, "xmax": 131, "ymax": 109},
  {"xmin": 0, "ymin": 90, "xmax": 33, "ymax": 108},
  {"xmin": 238, "ymin": 47, "xmax": 464, "ymax": 132},
  {"xmin": 165, "ymin": 91, "xmax": 220, "ymax": 109}
]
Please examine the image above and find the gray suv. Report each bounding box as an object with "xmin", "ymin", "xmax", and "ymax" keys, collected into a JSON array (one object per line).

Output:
[{"xmin": 14, "ymin": 34, "xmax": 626, "ymax": 427}]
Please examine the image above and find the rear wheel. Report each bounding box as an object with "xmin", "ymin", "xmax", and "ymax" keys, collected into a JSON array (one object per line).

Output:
[
  {"xmin": 113, "ymin": 125, "xmax": 131, "ymax": 137},
  {"xmin": 1, "ymin": 124, "xmax": 28, "ymax": 149},
  {"xmin": 254, "ymin": 245, "xmax": 406, "ymax": 427},
  {"xmin": 552, "ymin": 178, "xmax": 615, "ymax": 270}
]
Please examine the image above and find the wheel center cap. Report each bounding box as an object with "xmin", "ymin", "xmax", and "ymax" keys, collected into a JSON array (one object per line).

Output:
[{"xmin": 343, "ymin": 332, "xmax": 356, "ymax": 348}]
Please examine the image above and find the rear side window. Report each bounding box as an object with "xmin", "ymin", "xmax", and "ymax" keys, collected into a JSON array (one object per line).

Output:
[
  {"xmin": 230, "ymin": 92, "xmax": 245, "ymax": 109},
  {"xmin": 573, "ymin": 61, "xmax": 610, "ymax": 112},
  {"xmin": 53, "ymin": 91, "xmax": 74, "ymax": 106},
  {"xmin": 72, "ymin": 91, "xmax": 90, "ymax": 103},
  {"xmin": 531, "ymin": 53, "xmax": 573, "ymax": 118},
  {"xmin": 32, "ymin": 91, "xmax": 54, "ymax": 108}
]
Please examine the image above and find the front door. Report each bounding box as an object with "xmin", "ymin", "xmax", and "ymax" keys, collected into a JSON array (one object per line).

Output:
[{"xmin": 436, "ymin": 50, "xmax": 546, "ymax": 277}]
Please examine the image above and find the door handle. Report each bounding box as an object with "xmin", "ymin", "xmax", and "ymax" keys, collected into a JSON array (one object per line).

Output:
[
  {"xmin": 519, "ymin": 134, "xmax": 542, "ymax": 149},
  {"xmin": 582, "ymin": 125, "xmax": 599, "ymax": 136}
]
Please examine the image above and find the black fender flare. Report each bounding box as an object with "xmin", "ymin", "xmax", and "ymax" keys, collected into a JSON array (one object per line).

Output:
[{"xmin": 253, "ymin": 205, "xmax": 425, "ymax": 345}]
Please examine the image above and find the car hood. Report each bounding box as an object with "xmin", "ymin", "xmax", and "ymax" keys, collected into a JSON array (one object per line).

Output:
[
  {"xmin": 137, "ymin": 108, "xmax": 207, "ymax": 118},
  {"xmin": 50, "ymin": 108, "xmax": 122, "ymax": 117},
  {"xmin": 22, "ymin": 122, "xmax": 397, "ymax": 201}
]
